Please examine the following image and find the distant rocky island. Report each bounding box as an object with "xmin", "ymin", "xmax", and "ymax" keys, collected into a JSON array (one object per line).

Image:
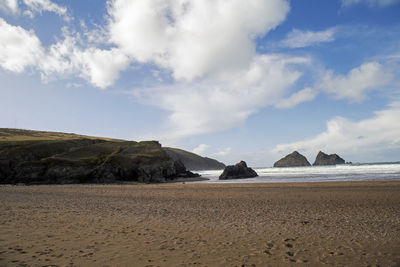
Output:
[
  {"xmin": 313, "ymin": 151, "xmax": 345, "ymax": 166},
  {"xmin": 273, "ymin": 151, "xmax": 311, "ymax": 167},
  {"xmin": 0, "ymin": 128, "xmax": 224, "ymax": 185},
  {"xmin": 219, "ymin": 161, "xmax": 258, "ymax": 180},
  {"xmin": 274, "ymin": 151, "xmax": 346, "ymax": 167}
]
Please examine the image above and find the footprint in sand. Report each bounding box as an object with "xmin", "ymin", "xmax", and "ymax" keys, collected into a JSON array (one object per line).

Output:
[{"xmin": 263, "ymin": 242, "xmax": 274, "ymax": 255}]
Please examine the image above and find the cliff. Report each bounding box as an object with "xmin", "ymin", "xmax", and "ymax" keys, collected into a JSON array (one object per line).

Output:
[
  {"xmin": 313, "ymin": 151, "xmax": 345, "ymax": 166},
  {"xmin": 273, "ymin": 151, "xmax": 311, "ymax": 167},
  {"xmin": 163, "ymin": 147, "xmax": 225, "ymax": 170},
  {"xmin": 0, "ymin": 129, "xmax": 200, "ymax": 184}
]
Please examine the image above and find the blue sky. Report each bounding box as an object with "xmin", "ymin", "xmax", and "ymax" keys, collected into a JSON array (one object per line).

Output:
[{"xmin": 0, "ymin": 0, "xmax": 399, "ymax": 166}]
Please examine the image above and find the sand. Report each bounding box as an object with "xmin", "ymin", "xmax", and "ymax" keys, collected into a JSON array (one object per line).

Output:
[{"xmin": 0, "ymin": 181, "xmax": 399, "ymax": 267}]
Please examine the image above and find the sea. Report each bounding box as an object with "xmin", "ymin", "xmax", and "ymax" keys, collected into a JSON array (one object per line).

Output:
[{"xmin": 194, "ymin": 162, "xmax": 400, "ymax": 183}]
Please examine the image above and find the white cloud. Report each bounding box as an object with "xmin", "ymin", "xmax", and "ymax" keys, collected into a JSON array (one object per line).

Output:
[
  {"xmin": 274, "ymin": 60, "xmax": 395, "ymax": 109},
  {"xmin": 40, "ymin": 31, "xmax": 130, "ymax": 88},
  {"xmin": 0, "ymin": 0, "xmax": 294, "ymax": 94},
  {"xmin": 212, "ymin": 147, "xmax": 232, "ymax": 157},
  {"xmin": 272, "ymin": 101, "xmax": 400, "ymax": 162},
  {"xmin": 23, "ymin": 0, "xmax": 67, "ymax": 16},
  {"xmin": 0, "ymin": 19, "xmax": 128, "ymax": 88},
  {"xmin": 319, "ymin": 62, "xmax": 393, "ymax": 102},
  {"xmin": 108, "ymin": 0, "xmax": 290, "ymax": 81},
  {"xmin": 76, "ymin": 48, "xmax": 130, "ymax": 89},
  {"xmin": 0, "ymin": 18, "xmax": 44, "ymax": 72},
  {"xmin": 192, "ymin": 144, "xmax": 209, "ymax": 156},
  {"xmin": 22, "ymin": 0, "xmax": 67, "ymax": 17},
  {"xmin": 341, "ymin": 0, "xmax": 400, "ymax": 8},
  {"xmin": 135, "ymin": 54, "xmax": 310, "ymax": 139},
  {"xmin": 192, "ymin": 144, "xmax": 231, "ymax": 160},
  {"xmin": 0, "ymin": 0, "xmax": 18, "ymax": 13},
  {"xmin": 275, "ymin": 87, "xmax": 317, "ymax": 108},
  {"xmin": 0, "ymin": 0, "xmax": 69, "ymax": 18},
  {"xmin": 107, "ymin": 0, "xmax": 312, "ymax": 140},
  {"xmin": 281, "ymin": 28, "xmax": 336, "ymax": 48}
]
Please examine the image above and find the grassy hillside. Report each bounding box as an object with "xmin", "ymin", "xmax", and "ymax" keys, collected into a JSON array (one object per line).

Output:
[
  {"xmin": 0, "ymin": 129, "xmax": 205, "ymax": 184},
  {"xmin": 164, "ymin": 147, "xmax": 225, "ymax": 170},
  {"xmin": 0, "ymin": 137, "xmax": 198, "ymax": 184},
  {"xmin": 0, "ymin": 128, "xmax": 122, "ymax": 142}
]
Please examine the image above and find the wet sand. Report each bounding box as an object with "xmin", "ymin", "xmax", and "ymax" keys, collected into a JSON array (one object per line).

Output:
[{"xmin": 0, "ymin": 181, "xmax": 399, "ymax": 266}]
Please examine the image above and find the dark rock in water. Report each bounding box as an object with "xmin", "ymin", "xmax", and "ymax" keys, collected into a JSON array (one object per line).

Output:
[
  {"xmin": 219, "ymin": 161, "xmax": 258, "ymax": 180},
  {"xmin": 172, "ymin": 160, "xmax": 200, "ymax": 178},
  {"xmin": 164, "ymin": 147, "xmax": 225, "ymax": 170},
  {"xmin": 0, "ymin": 138, "xmax": 199, "ymax": 185},
  {"xmin": 313, "ymin": 151, "xmax": 345, "ymax": 166},
  {"xmin": 273, "ymin": 151, "xmax": 311, "ymax": 167}
]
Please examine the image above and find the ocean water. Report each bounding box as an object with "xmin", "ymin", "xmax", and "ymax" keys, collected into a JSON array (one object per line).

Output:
[{"xmin": 194, "ymin": 163, "xmax": 400, "ymax": 183}]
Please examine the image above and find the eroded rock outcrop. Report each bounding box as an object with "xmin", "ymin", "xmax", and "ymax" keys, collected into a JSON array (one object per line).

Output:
[
  {"xmin": 313, "ymin": 151, "xmax": 345, "ymax": 166},
  {"xmin": 273, "ymin": 151, "xmax": 311, "ymax": 167},
  {"xmin": 219, "ymin": 161, "xmax": 258, "ymax": 180}
]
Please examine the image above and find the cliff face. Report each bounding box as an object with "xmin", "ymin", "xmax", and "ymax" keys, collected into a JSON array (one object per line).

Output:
[
  {"xmin": 274, "ymin": 151, "xmax": 311, "ymax": 167},
  {"xmin": 219, "ymin": 161, "xmax": 258, "ymax": 180},
  {"xmin": 313, "ymin": 151, "xmax": 345, "ymax": 166},
  {"xmin": 163, "ymin": 147, "xmax": 225, "ymax": 170},
  {"xmin": 0, "ymin": 129, "xmax": 199, "ymax": 184}
]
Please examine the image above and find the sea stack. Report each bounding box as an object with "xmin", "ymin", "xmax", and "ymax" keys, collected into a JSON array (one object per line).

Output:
[
  {"xmin": 313, "ymin": 151, "xmax": 345, "ymax": 166},
  {"xmin": 273, "ymin": 151, "xmax": 311, "ymax": 167},
  {"xmin": 219, "ymin": 161, "xmax": 258, "ymax": 180}
]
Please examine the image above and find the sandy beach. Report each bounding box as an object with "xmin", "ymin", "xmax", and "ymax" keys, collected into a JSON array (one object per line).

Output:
[{"xmin": 0, "ymin": 181, "xmax": 399, "ymax": 266}]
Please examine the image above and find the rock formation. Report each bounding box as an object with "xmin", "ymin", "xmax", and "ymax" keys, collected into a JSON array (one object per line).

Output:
[
  {"xmin": 0, "ymin": 130, "xmax": 201, "ymax": 184},
  {"xmin": 273, "ymin": 151, "xmax": 311, "ymax": 167},
  {"xmin": 164, "ymin": 147, "xmax": 225, "ymax": 170},
  {"xmin": 313, "ymin": 151, "xmax": 345, "ymax": 166},
  {"xmin": 219, "ymin": 161, "xmax": 258, "ymax": 180}
]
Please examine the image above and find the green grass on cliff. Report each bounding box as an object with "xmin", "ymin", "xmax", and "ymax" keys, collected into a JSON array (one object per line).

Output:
[{"xmin": 0, "ymin": 128, "xmax": 122, "ymax": 142}]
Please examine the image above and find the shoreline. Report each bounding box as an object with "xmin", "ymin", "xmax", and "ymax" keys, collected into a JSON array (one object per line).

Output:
[
  {"xmin": 1, "ymin": 178, "xmax": 399, "ymax": 187},
  {"xmin": 1, "ymin": 180, "xmax": 399, "ymax": 266}
]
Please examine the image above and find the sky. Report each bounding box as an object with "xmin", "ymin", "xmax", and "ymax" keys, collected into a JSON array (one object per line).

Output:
[{"xmin": 0, "ymin": 0, "xmax": 400, "ymax": 166}]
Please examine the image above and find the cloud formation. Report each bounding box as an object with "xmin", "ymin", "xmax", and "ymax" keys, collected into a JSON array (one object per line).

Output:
[
  {"xmin": 192, "ymin": 144, "xmax": 232, "ymax": 159},
  {"xmin": 135, "ymin": 54, "xmax": 310, "ymax": 139},
  {"xmin": 341, "ymin": 0, "xmax": 400, "ymax": 8},
  {"xmin": 105, "ymin": 0, "xmax": 318, "ymax": 139},
  {"xmin": 192, "ymin": 144, "xmax": 209, "ymax": 156},
  {"xmin": 1, "ymin": 0, "xmax": 398, "ymax": 145},
  {"xmin": 0, "ymin": 19, "xmax": 128, "ymax": 88},
  {"xmin": 0, "ymin": 18, "xmax": 44, "ymax": 72},
  {"xmin": 0, "ymin": 0, "xmax": 68, "ymax": 18},
  {"xmin": 281, "ymin": 28, "xmax": 336, "ymax": 48},
  {"xmin": 272, "ymin": 101, "xmax": 400, "ymax": 162},
  {"xmin": 212, "ymin": 147, "xmax": 232, "ymax": 157},
  {"xmin": 273, "ymin": 60, "xmax": 393, "ymax": 108},
  {"xmin": 0, "ymin": 0, "xmax": 18, "ymax": 13},
  {"xmin": 318, "ymin": 62, "xmax": 392, "ymax": 102},
  {"xmin": 76, "ymin": 48, "xmax": 130, "ymax": 88},
  {"xmin": 108, "ymin": 0, "xmax": 290, "ymax": 81},
  {"xmin": 22, "ymin": 0, "xmax": 67, "ymax": 18},
  {"xmin": 275, "ymin": 87, "xmax": 317, "ymax": 108}
]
